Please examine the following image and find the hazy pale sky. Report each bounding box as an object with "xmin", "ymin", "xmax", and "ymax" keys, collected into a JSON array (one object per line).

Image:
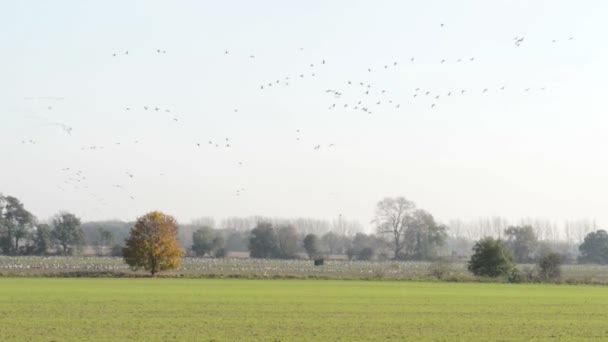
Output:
[{"xmin": 1, "ymin": 1, "xmax": 607, "ymax": 229}]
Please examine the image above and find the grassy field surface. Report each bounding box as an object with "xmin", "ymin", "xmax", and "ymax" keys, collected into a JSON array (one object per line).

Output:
[{"xmin": 1, "ymin": 278, "xmax": 607, "ymax": 341}]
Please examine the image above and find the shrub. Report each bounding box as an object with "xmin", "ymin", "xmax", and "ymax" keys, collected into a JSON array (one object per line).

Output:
[
  {"xmin": 508, "ymin": 267, "xmax": 537, "ymax": 283},
  {"xmin": 468, "ymin": 238, "xmax": 515, "ymax": 278},
  {"xmin": 537, "ymin": 252, "xmax": 562, "ymax": 281}
]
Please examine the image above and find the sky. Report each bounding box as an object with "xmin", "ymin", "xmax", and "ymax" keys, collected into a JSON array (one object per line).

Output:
[{"xmin": 1, "ymin": 1, "xmax": 608, "ymax": 231}]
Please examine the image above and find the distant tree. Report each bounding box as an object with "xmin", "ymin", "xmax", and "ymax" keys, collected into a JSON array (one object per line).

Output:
[
  {"xmin": 123, "ymin": 211, "xmax": 185, "ymax": 276},
  {"xmin": 345, "ymin": 247, "xmax": 355, "ymax": 261},
  {"xmin": 248, "ymin": 222, "xmax": 279, "ymax": 258},
  {"xmin": 537, "ymin": 252, "xmax": 562, "ymax": 281},
  {"xmin": 373, "ymin": 197, "xmax": 416, "ymax": 259},
  {"xmin": 51, "ymin": 212, "xmax": 83, "ymax": 255},
  {"xmin": 192, "ymin": 227, "xmax": 216, "ymax": 257},
  {"xmin": 346, "ymin": 233, "xmax": 381, "ymax": 260},
  {"xmin": 303, "ymin": 234, "xmax": 320, "ymax": 259},
  {"xmin": 80, "ymin": 221, "xmax": 132, "ymax": 247},
  {"xmin": 504, "ymin": 225, "xmax": 538, "ymax": 263},
  {"xmin": 213, "ymin": 247, "xmax": 226, "ymax": 258},
  {"xmin": 578, "ymin": 230, "xmax": 608, "ymax": 264},
  {"xmin": 276, "ymin": 225, "xmax": 299, "ymax": 259},
  {"xmin": 32, "ymin": 224, "xmax": 52, "ymax": 255},
  {"xmin": 94, "ymin": 227, "xmax": 114, "ymax": 255},
  {"xmin": 357, "ymin": 247, "xmax": 374, "ymax": 261},
  {"xmin": 351, "ymin": 233, "xmax": 375, "ymax": 255},
  {"xmin": 468, "ymin": 238, "xmax": 515, "ymax": 277},
  {"xmin": 225, "ymin": 230, "xmax": 248, "ymax": 252},
  {"xmin": 321, "ymin": 231, "xmax": 341, "ymax": 255},
  {"xmin": 404, "ymin": 210, "xmax": 448, "ymax": 260},
  {"xmin": 192, "ymin": 226, "xmax": 224, "ymax": 257},
  {"xmin": 190, "ymin": 216, "xmax": 215, "ymax": 228},
  {"xmin": 111, "ymin": 244, "xmax": 124, "ymax": 257},
  {"xmin": 0, "ymin": 195, "xmax": 35, "ymax": 255}
]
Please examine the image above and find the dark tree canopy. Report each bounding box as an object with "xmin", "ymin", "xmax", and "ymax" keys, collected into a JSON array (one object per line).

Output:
[
  {"xmin": 51, "ymin": 212, "xmax": 83, "ymax": 255},
  {"xmin": 403, "ymin": 209, "xmax": 447, "ymax": 260},
  {"xmin": 192, "ymin": 226, "xmax": 224, "ymax": 257},
  {"xmin": 303, "ymin": 233, "xmax": 320, "ymax": 259},
  {"xmin": 33, "ymin": 224, "xmax": 52, "ymax": 255},
  {"xmin": 248, "ymin": 222, "xmax": 279, "ymax": 258},
  {"xmin": 347, "ymin": 233, "xmax": 382, "ymax": 261},
  {"xmin": 0, "ymin": 195, "xmax": 35, "ymax": 255},
  {"xmin": 578, "ymin": 230, "xmax": 608, "ymax": 264},
  {"xmin": 357, "ymin": 247, "xmax": 374, "ymax": 261},
  {"xmin": 468, "ymin": 238, "xmax": 515, "ymax": 277}
]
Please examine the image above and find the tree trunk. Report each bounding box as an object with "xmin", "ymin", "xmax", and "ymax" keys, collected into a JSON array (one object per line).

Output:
[{"xmin": 394, "ymin": 233, "xmax": 400, "ymax": 259}]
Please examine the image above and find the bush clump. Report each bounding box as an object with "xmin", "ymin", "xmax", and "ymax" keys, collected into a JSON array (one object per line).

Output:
[{"xmin": 468, "ymin": 238, "xmax": 515, "ymax": 278}]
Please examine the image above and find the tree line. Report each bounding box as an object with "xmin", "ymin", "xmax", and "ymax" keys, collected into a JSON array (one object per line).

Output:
[{"xmin": 2, "ymin": 193, "xmax": 608, "ymax": 266}]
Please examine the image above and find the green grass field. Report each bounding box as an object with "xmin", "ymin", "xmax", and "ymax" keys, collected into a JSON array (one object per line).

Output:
[{"xmin": 1, "ymin": 278, "xmax": 607, "ymax": 341}]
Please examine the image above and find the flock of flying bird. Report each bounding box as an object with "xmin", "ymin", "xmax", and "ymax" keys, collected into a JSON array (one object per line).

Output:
[{"xmin": 17, "ymin": 26, "xmax": 576, "ymax": 209}]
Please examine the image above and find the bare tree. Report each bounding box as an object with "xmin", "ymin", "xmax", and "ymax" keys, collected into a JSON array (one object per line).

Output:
[
  {"xmin": 191, "ymin": 216, "xmax": 216, "ymax": 228},
  {"xmin": 373, "ymin": 197, "xmax": 415, "ymax": 259},
  {"xmin": 331, "ymin": 215, "xmax": 363, "ymax": 236}
]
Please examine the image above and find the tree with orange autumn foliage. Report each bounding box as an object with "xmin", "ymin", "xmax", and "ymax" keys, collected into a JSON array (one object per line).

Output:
[{"xmin": 123, "ymin": 211, "xmax": 185, "ymax": 276}]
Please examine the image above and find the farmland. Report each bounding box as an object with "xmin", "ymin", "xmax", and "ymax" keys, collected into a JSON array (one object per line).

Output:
[
  {"xmin": 1, "ymin": 278, "xmax": 607, "ymax": 341},
  {"xmin": 2, "ymin": 256, "xmax": 608, "ymax": 283}
]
